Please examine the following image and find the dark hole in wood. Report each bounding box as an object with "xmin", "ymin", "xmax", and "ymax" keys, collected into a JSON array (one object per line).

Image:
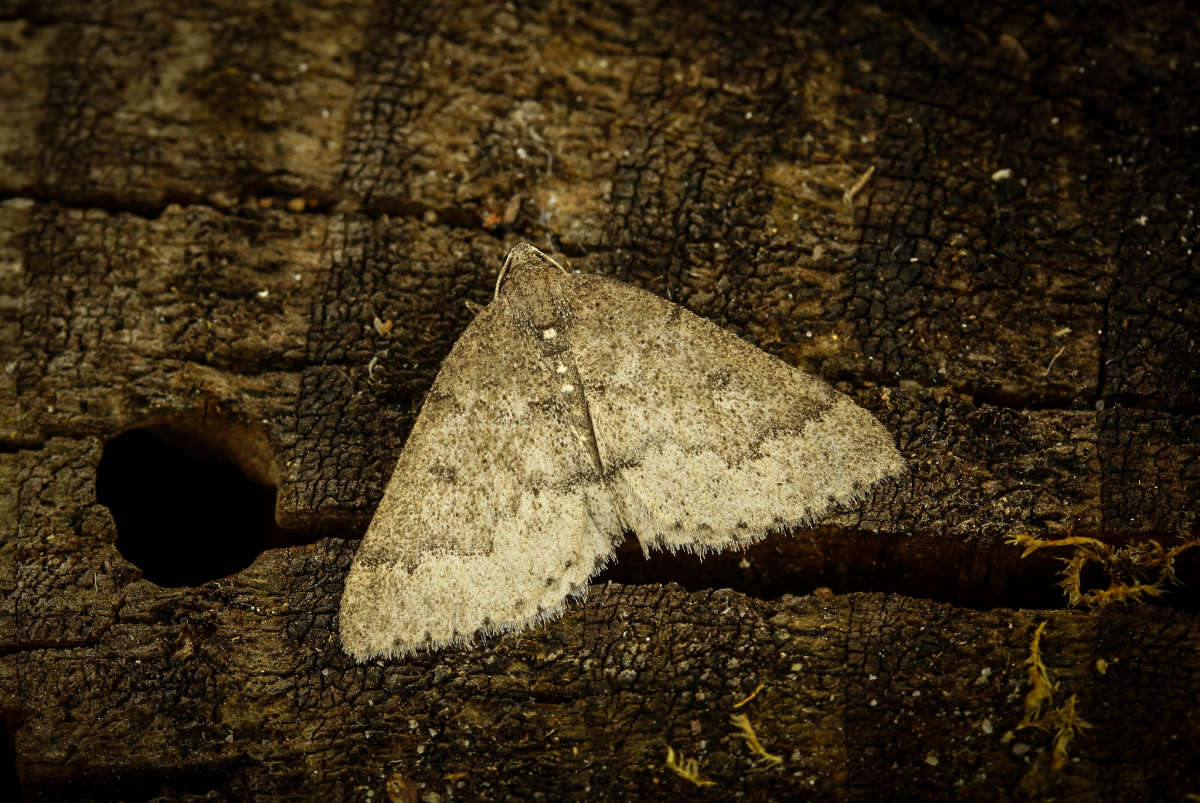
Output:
[
  {"xmin": 1, "ymin": 714, "xmax": 17, "ymax": 803},
  {"xmin": 96, "ymin": 426, "xmax": 303, "ymax": 587}
]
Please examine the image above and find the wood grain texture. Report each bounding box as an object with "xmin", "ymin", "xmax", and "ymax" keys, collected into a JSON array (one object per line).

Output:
[{"xmin": 2, "ymin": 0, "xmax": 1198, "ymax": 799}]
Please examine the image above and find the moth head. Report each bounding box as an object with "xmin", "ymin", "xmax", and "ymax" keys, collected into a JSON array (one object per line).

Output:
[{"xmin": 494, "ymin": 242, "xmax": 569, "ymax": 300}]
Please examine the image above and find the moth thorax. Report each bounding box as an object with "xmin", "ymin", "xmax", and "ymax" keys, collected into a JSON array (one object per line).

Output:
[{"xmin": 502, "ymin": 266, "xmax": 571, "ymax": 331}]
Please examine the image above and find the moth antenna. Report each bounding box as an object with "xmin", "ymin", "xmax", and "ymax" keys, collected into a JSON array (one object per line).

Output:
[
  {"xmin": 542, "ymin": 250, "xmax": 569, "ymax": 276},
  {"xmin": 494, "ymin": 248, "xmax": 517, "ymax": 301}
]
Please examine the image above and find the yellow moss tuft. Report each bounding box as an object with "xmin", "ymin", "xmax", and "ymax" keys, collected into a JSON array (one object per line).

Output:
[
  {"xmin": 665, "ymin": 745, "xmax": 717, "ymax": 787},
  {"xmin": 1008, "ymin": 533, "xmax": 1106, "ymax": 559},
  {"xmin": 1007, "ymin": 533, "xmax": 1198, "ymax": 608},
  {"xmin": 1015, "ymin": 621, "xmax": 1093, "ymax": 772},
  {"xmin": 1049, "ymin": 694, "xmax": 1092, "ymax": 772},
  {"xmin": 732, "ymin": 682, "xmax": 766, "ymax": 709},
  {"xmin": 1020, "ymin": 621, "xmax": 1055, "ymax": 728},
  {"xmin": 730, "ymin": 714, "xmax": 783, "ymax": 765}
]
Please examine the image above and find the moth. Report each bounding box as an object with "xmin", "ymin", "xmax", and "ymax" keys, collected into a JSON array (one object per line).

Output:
[{"xmin": 340, "ymin": 244, "xmax": 902, "ymax": 660}]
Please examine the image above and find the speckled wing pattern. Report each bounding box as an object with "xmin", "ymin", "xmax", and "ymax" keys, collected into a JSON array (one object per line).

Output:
[
  {"xmin": 338, "ymin": 268, "xmax": 621, "ymax": 661},
  {"xmin": 339, "ymin": 244, "xmax": 902, "ymax": 661},
  {"xmin": 569, "ymin": 273, "xmax": 903, "ymax": 554}
]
